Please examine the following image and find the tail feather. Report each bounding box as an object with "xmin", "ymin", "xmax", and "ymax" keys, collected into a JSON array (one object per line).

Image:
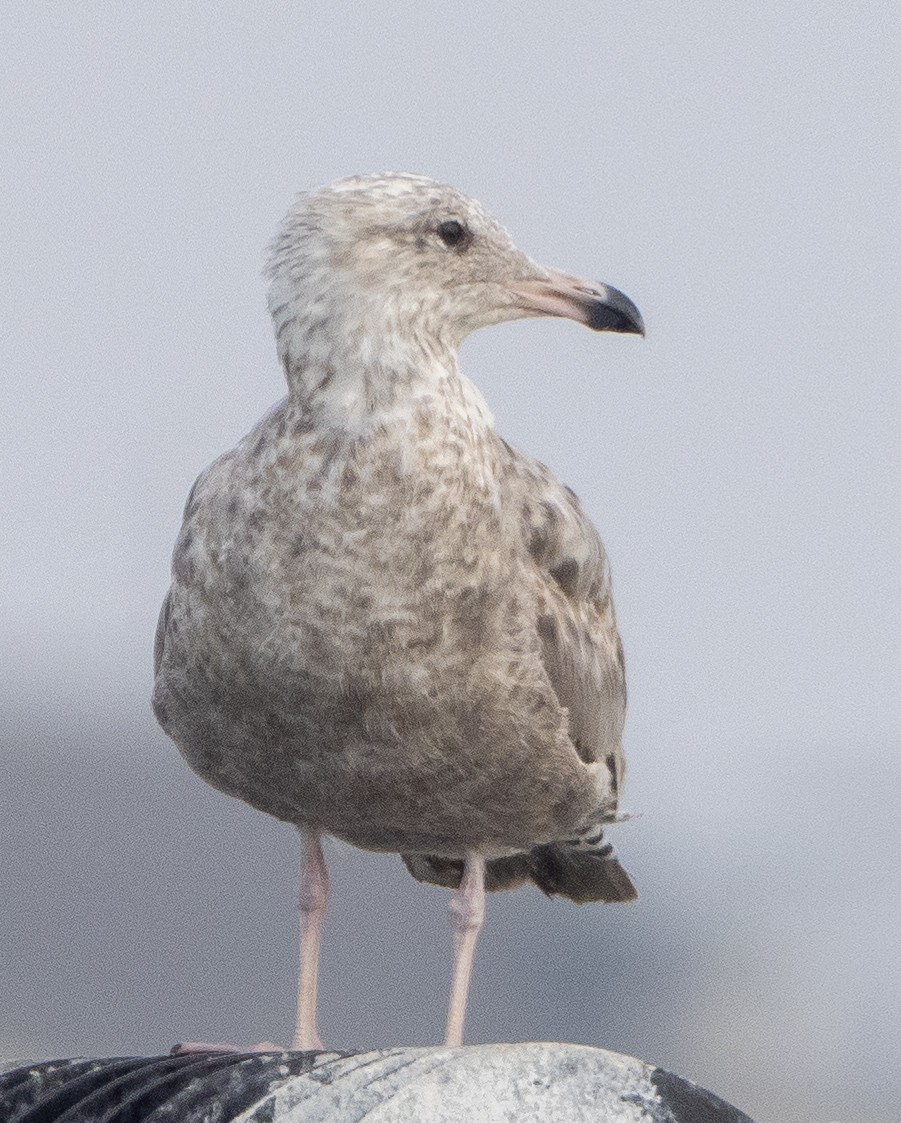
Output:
[
  {"xmin": 529, "ymin": 836, "xmax": 637, "ymax": 903},
  {"xmin": 402, "ymin": 832, "xmax": 637, "ymax": 903}
]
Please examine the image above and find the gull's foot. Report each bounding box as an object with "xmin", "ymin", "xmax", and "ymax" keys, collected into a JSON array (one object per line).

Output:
[
  {"xmin": 170, "ymin": 1040, "xmax": 286, "ymax": 1055},
  {"xmin": 290, "ymin": 1031, "xmax": 324, "ymax": 1051}
]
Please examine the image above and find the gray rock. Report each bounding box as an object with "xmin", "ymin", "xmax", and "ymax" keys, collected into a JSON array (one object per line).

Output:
[{"xmin": 0, "ymin": 1044, "xmax": 754, "ymax": 1122}]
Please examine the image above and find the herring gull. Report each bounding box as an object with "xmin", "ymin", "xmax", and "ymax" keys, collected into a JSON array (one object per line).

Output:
[{"xmin": 152, "ymin": 173, "xmax": 644, "ymax": 1051}]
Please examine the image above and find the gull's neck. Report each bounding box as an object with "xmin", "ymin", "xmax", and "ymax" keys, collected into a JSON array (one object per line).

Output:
[{"xmin": 272, "ymin": 293, "xmax": 495, "ymax": 446}]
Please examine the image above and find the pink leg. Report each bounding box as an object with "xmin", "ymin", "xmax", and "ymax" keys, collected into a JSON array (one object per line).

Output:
[
  {"xmin": 290, "ymin": 827, "xmax": 329, "ymax": 1050},
  {"xmin": 444, "ymin": 851, "xmax": 486, "ymax": 1047}
]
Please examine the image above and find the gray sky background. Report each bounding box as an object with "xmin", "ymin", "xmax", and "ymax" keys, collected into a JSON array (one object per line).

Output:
[{"xmin": 2, "ymin": 4, "xmax": 899, "ymax": 1122}]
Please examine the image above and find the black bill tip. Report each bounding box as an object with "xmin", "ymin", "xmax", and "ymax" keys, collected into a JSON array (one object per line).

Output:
[{"xmin": 585, "ymin": 283, "xmax": 645, "ymax": 336}]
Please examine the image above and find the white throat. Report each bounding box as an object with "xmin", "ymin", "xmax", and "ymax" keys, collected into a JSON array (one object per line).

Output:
[{"xmin": 268, "ymin": 273, "xmax": 495, "ymax": 441}]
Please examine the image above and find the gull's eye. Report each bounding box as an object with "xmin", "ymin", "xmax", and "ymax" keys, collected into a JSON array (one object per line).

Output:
[{"xmin": 437, "ymin": 219, "xmax": 469, "ymax": 248}]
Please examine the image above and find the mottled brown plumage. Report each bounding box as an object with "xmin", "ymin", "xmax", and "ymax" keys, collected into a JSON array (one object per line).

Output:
[{"xmin": 153, "ymin": 174, "xmax": 643, "ymax": 1047}]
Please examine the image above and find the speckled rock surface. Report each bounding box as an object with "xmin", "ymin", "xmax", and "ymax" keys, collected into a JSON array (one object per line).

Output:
[{"xmin": 0, "ymin": 1044, "xmax": 755, "ymax": 1122}]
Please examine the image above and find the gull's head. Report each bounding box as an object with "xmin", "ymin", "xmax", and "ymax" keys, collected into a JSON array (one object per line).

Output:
[{"xmin": 267, "ymin": 174, "xmax": 643, "ymax": 376}]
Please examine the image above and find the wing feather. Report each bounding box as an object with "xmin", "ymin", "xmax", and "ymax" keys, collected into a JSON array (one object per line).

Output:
[{"xmin": 503, "ymin": 443, "xmax": 626, "ymax": 783}]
